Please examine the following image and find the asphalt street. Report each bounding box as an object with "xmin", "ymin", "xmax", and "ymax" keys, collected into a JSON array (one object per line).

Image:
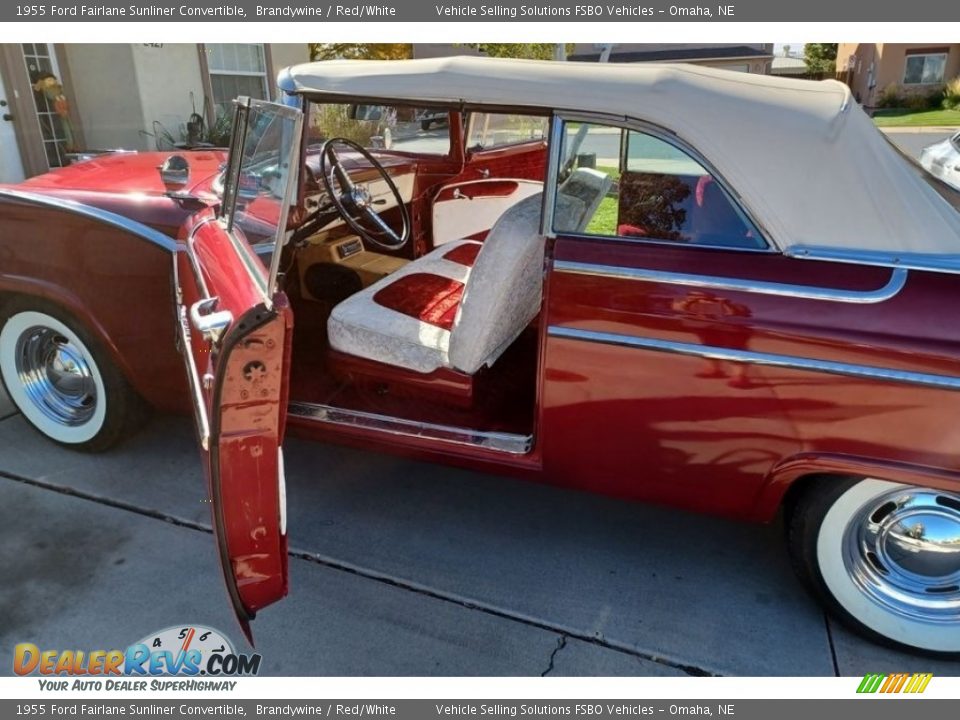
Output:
[{"xmin": 2, "ymin": 127, "xmax": 959, "ymax": 677}]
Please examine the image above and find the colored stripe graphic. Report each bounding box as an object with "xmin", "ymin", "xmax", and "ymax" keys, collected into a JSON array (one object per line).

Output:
[{"xmin": 857, "ymin": 673, "xmax": 933, "ymax": 693}]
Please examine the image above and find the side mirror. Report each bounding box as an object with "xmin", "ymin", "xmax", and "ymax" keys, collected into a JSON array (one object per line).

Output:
[{"xmin": 159, "ymin": 154, "xmax": 190, "ymax": 191}]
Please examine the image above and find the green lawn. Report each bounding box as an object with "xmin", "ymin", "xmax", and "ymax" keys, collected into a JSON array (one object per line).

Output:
[
  {"xmin": 580, "ymin": 165, "xmax": 621, "ymax": 235},
  {"xmin": 873, "ymin": 108, "xmax": 960, "ymax": 127},
  {"xmin": 584, "ymin": 195, "xmax": 619, "ymax": 235},
  {"xmin": 596, "ymin": 164, "xmax": 621, "ymax": 181}
]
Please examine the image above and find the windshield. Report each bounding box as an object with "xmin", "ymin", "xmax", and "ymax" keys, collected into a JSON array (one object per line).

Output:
[{"xmin": 220, "ymin": 98, "xmax": 303, "ymax": 293}]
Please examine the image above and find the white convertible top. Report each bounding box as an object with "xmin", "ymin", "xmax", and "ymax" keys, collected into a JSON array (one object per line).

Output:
[{"xmin": 282, "ymin": 57, "xmax": 960, "ymax": 258}]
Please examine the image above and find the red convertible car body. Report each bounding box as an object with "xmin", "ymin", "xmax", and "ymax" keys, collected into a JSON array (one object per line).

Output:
[{"xmin": 2, "ymin": 57, "xmax": 960, "ymax": 655}]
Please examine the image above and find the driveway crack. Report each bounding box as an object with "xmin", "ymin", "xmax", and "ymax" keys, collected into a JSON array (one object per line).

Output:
[
  {"xmin": 0, "ymin": 469, "xmax": 719, "ymax": 678},
  {"xmin": 541, "ymin": 635, "xmax": 568, "ymax": 676}
]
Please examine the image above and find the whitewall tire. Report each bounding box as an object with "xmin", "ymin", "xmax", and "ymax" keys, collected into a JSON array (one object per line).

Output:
[
  {"xmin": 789, "ymin": 476, "xmax": 960, "ymax": 656},
  {"xmin": 0, "ymin": 299, "xmax": 141, "ymax": 451}
]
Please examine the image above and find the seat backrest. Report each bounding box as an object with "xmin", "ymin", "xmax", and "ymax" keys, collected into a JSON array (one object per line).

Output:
[
  {"xmin": 448, "ymin": 193, "xmax": 544, "ymax": 374},
  {"xmin": 447, "ymin": 169, "xmax": 612, "ymax": 375}
]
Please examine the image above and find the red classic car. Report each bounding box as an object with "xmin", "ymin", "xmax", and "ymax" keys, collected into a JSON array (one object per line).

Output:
[{"xmin": 2, "ymin": 57, "xmax": 960, "ymax": 656}]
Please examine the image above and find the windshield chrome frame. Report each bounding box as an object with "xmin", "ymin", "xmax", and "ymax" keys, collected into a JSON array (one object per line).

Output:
[{"xmin": 219, "ymin": 96, "xmax": 304, "ymax": 299}]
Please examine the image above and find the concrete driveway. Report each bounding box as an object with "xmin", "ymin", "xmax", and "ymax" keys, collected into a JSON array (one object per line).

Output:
[{"xmin": 1, "ymin": 382, "xmax": 958, "ymax": 677}]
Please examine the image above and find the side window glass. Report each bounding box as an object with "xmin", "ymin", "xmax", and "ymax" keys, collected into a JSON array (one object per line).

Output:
[
  {"xmin": 552, "ymin": 122, "xmax": 765, "ymax": 250},
  {"xmin": 467, "ymin": 113, "xmax": 549, "ymax": 151}
]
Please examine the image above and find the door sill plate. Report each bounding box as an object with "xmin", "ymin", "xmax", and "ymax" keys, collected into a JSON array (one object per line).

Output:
[{"xmin": 288, "ymin": 401, "xmax": 533, "ymax": 455}]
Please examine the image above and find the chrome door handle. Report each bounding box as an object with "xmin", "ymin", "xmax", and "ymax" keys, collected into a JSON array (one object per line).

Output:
[{"xmin": 190, "ymin": 297, "xmax": 233, "ymax": 342}]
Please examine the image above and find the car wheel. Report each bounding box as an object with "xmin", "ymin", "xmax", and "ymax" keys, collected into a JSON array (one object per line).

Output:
[
  {"xmin": 788, "ymin": 476, "xmax": 960, "ymax": 656},
  {"xmin": 421, "ymin": 119, "xmax": 432, "ymax": 131},
  {"xmin": 0, "ymin": 299, "xmax": 142, "ymax": 452}
]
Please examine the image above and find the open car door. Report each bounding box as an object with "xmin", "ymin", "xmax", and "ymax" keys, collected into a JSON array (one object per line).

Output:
[{"xmin": 174, "ymin": 98, "xmax": 302, "ymax": 643}]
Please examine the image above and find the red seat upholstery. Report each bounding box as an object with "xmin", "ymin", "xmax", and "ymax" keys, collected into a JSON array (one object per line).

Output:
[
  {"xmin": 372, "ymin": 273, "xmax": 465, "ymax": 332},
  {"xmin": 443, "ymin": 242, "xmax": 482, "ymax": 267}
]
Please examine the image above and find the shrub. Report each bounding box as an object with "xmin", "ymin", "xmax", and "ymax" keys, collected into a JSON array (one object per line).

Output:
[
  {"xmin": 924, "ymin": 88, "xmax": 946, "ymax": 110},
  {"xmin": 943, "ymin": 76, "xmax": 960, "ymax": 110},
  {"xmin": 875, "ymin": 83, "xmax": 902, "ymax": 109},
  {"xmin": 903, "ymin": 94, "xmax": 927, "ymax": 110}
]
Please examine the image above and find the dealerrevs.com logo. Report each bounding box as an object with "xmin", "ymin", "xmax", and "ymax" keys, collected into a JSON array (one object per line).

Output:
[{"xmin": 13, "ymin": 625, "xmax": 262, "ymax": 684}]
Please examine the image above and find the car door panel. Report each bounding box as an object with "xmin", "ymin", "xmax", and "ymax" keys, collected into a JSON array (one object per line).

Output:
[
  {"xmin": 541, "ymin": 237, "xmax": 960, "ymax": 520},
  {"xmin": 176, "ymin": 226, "xmax": 293, "ymax": 642},
  {"xmin": 173, "ymin": 98, "xmax": 301, "ymax": 641},
  {"xmin": 432, "ymin": 178, "xmax": 543, "ymax": 245},
  {"xmin": 430, "ymin": 140, "xmax": 548, "ymax": 246}
]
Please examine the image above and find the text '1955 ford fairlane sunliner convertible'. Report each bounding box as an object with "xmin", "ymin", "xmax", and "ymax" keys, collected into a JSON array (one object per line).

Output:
[{"xmin": 2, "ymin": 57, "xmax": 960, "ymax": 655}]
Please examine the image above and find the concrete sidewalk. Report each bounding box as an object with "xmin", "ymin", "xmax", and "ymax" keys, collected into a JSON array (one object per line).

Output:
[{"xmin": 1, "ymin": 381, "xmax": 957, "ymax": 676}]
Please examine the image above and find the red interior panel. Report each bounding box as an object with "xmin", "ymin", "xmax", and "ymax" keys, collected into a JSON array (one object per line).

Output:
[{"xmin": 443, "ymin": 242, "xmax": 482, "ymax": 267}]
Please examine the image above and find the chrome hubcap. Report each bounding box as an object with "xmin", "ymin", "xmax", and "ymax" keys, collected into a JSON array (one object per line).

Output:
[
  {"xmin": 14, "ymin": 325, "xmax": 97, "ymax": 426},
  {"xmin": 844, "ymin": 487, "xmax": 960, "ymax": 624}
]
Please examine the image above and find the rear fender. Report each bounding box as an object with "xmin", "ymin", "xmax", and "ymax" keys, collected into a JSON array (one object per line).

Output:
[
  {"xmin": 754, "ymin": 452, "xmax": 960, "ymax": 521},
  {"xmin": 0, "ymin": 189, "xmax": 187, "ymax": 412}
]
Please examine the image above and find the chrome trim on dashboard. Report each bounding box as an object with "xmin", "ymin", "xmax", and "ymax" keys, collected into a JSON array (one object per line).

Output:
[
  {"xmin": 0, "ymin": 188, "xmax": 178, "ymax": 252},
  {"xmin": 554, "ymin": 260, "xmax": 908, "ymax": 304},
  {"xmin": 288, "ymin": 401, "xmax": 533, "ymax": 455},
  {"xmin": 548, "ymin": 326, "xmax": 960, "ymax": 391},
  {"xmin": 787, "ymin": 245, "xmax": 960, "ymax": 275}
]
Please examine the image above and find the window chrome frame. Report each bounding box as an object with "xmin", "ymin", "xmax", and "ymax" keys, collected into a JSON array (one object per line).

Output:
[
  {"xmin": 543, "ymin": 110, "xmax": 777, "ymax": 253},
  {"xmin": 218, "ymin": 96, "xmax": 304, "ymax": 304}
]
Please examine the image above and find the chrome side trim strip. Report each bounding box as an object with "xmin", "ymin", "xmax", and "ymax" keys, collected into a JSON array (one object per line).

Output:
[
  {"xmin": 288, "ymin": 401, "xmax": 533, "ymax": 455},
  {"xmin": 185, "ymin": 217, "xmax": 216, "ymax": 299},
  {"xmin": 548, "ymin": 326, "xmax": 960, "ymax": 391},
  {"xmin": 554, "ymin": 260, "xmax": 908, "ymax": 304},
  {"xmin": 787, "ymin": 244, "xmax": 960, "ymax": 275},
  {"xmin": 172, "ymin": 255, "xmax": 211, "ymax": 451},
  {"xmin": 0, "ymin": 188, "xmax": 177, "ymax": 252}
]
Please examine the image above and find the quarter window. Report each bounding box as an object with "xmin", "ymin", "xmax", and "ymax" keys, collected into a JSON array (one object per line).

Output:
[
  {"xmin": 552, "ymin": 121, "xmax": 764, "ymax": 250},
  {"xmin": 903, "ymin": 52, "xmax": 947, "ymax": 85},
  {"xmin": 206, "ymin": 44, "xmax": 269, "ymax": 115}
]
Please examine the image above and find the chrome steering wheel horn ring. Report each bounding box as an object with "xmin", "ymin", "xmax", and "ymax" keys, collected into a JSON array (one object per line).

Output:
[{"xmin": 318, "ymin": 137, "xmax": 411, "ymax": 251}]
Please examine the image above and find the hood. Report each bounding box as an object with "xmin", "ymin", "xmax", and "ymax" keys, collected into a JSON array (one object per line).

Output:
[{"xmin": 17, "ymin": 150, "xmax": 227, "ymax": 198}]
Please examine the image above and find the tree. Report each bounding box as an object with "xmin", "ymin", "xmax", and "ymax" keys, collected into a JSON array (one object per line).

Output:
[
  {"xmin": 460, "ymin": 44, "xmax": 575, "ymax": 60},
  {"xmin": 310, "ymin": 44, "xmax": 412, "ymax": 61},
  {"xmin": 804, "ymin": 43, "xmax": 838, "ymax": 76}
]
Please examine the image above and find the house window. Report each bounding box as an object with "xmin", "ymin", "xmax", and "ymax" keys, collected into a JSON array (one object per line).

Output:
[
  {"xmin": 903, "ymin": 52, "xmax": 947, "ymax": 85},
  {"xmin": 206, "ymin": 44, "xmax": 269, "ymax": 116},
  {"xmin": 21, "ymin": 43, "xmax": 70, "ymax": 168}
]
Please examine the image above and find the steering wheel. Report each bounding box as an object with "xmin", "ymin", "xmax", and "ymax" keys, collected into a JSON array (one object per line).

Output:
[{"xmin": 318, "ymin": 138, "xmax": 411, "ymax": 251}]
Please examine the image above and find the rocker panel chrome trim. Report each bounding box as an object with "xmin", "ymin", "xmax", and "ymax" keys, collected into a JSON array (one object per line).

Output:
[
  {"xmin": 0, "ymin": 188, "xmax": 178, "ymax": 252},
  {"xmin": 548, "ymin": 327, "xmax": 960, "ymax": 391},
  {"xmin": 288, "ymin": 401, "xmax": 533, "ymax": 455},
  {"xmin": 554, "ymin": 260, "xmax": 908, "ymax": 304}
]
